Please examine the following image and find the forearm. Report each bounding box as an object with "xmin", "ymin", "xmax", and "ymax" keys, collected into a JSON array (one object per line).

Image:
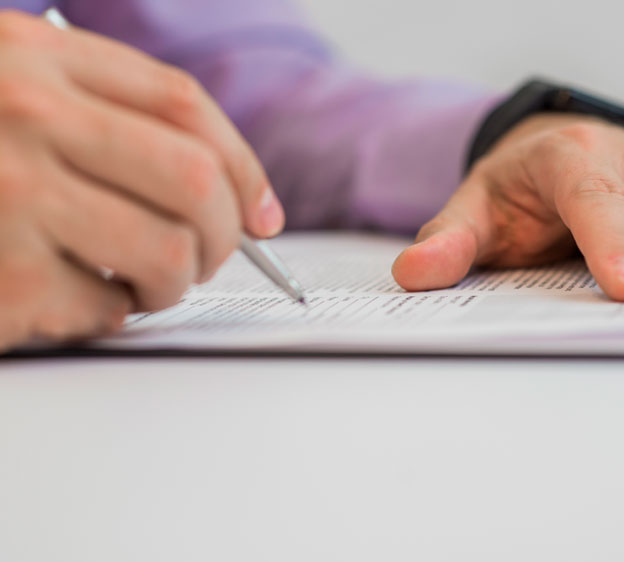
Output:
[
  {"xmin": 63, "ymin": 0, "xmax": 500, "ymax": 235},
  {"xmin": 240, "ymin": 67, "xmax": 501, "ymax": 233},
  {"xmin": 175, "ymin": 40, "xmax": 501, "ymax": 235}
]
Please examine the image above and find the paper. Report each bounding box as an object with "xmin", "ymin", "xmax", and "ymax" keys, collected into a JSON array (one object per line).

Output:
[{"xmin": 85, "ymin": 232, "xmax": 624, "ymax": 356}]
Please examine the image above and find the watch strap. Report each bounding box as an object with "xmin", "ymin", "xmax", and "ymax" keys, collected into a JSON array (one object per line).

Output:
[{"xmin": 465, "ymin": 79, "xmax": 624, "ymax": 173}]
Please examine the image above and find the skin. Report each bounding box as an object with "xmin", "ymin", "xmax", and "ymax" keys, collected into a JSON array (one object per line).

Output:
[
  {"xmin": 2, "ymin": 13, "xmax": 623, "ymax": 351},
  {"xmin": 0, "ymin": 11, "xmax": 285, "ymax": 351},
  {"xmin": 392, "ymin": 113, "xmax": 624, "ymax": 301}
]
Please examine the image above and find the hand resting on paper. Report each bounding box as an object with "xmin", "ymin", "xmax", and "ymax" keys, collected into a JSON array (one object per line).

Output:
[
  {"xmin": 393, "ymin": 113, "xmax": 624, "ymax": 301},
  {"xmin": 0, "ymin": 11, "xmax": 284, "ymax": 350},
  {"xmin": 2, "ymin": 11, "xmax": 623, "ymax": 352}
]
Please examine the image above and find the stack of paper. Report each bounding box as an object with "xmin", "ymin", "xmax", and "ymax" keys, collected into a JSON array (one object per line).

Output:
[{"xmin": 81, "ymin": 232, "xmax": 624, "ymax": 356}]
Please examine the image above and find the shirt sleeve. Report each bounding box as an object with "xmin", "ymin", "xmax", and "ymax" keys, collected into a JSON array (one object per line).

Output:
[{"xmin": 61, "ymin": 0, "xmax": 501, "ymax": 235}]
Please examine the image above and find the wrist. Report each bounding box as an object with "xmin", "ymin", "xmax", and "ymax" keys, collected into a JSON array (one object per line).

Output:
[
  {"xmin": 492, "ymin": 113, "xmax": 606, "ymax": 152},
  {"xmin": 466, "ymin": 79, "xmax": 624, "ymax": 173}
]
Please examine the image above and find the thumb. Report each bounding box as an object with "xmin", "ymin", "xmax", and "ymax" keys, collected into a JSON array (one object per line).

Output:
[{"xmin": 392, "ymin": 180, "xmax": 494, "ymax": 291}]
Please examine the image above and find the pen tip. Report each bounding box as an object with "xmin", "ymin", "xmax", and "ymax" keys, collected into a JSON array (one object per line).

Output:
[{"xmin": 298, "ymin": 297, "xmax": 307, "ymax": 306}]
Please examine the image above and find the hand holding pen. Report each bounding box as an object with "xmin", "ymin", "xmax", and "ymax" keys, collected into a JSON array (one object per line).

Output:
[
  {"xmin": 42, "ymin": 8, "xmax": 306, "ymax": 306},
  {"xmin": 0, "ymin": 8, "xmax": 306, "ymax": 351}
]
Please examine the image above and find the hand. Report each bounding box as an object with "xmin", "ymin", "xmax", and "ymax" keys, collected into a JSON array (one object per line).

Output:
[
  {"xmin": 392, "ymin": 112, "xmax": 624, "ymax": 300},
  {"xmin": 0, "ymin": 11, "xmax": 284, "ymax": 350}
]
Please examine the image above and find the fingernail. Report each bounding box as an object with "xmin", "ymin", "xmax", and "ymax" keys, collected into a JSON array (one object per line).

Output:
[{"xmin": 259, "ymin": 187, "xmax": 284, "ymax": 236}]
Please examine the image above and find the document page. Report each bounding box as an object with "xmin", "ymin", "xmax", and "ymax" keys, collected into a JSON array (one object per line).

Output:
[{"xmin": 88, "ymin": 232, "xmax": 624, "ymax": 356}]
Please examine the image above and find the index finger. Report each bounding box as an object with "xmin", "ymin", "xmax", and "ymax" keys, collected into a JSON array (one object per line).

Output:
[
  {"xmin": 556, "ymin": 175, "xmax": 624, "ymax": 300},
  {"xmin": 7, "ymin": 11, "xmax": 283, "ymax": 238},
  {"xmin": 64, "ymin": 26, "xmax": 283, "ymax": 238}
]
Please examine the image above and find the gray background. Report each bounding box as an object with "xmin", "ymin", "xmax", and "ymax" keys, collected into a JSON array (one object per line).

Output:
[{"xmin": 299, "ymin": 0, "xmax": 624, "ymax": 101}]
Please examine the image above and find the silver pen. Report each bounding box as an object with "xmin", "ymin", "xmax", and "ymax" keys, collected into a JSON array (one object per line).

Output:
[{"xmin": 43, "ymin": 8, "xmax": 307, "ymax": 305}]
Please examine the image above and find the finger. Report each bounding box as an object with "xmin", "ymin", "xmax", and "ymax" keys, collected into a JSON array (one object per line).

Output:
[
  {"xmin": 37, "ymin": 160, "xmax": 203, "ymax": 311},
  {"xmin": 0, "ymin": 11, "xmax": 283, "ymax": 239},
  {"xmin": 556, "ymin": 176, "xmax": 624, "ymax": 300},
  {"xmin": 47, "ymin": 90, "xmax": 242, "ymax": 281},
  {"xmin": 42, "ymin": 18, "xmax": 284, "ymax": 238},
  {"xmin": 34, "ymin": 258, "xmax": 133, "ymax": 342},
  {"xmin": 0, "ymin": 227, "xmax": 131, "ymax": 346},
  {"xmin": 0, "ymin": 223, "xmax": 50, "ymax": 351},
  {"xmin": 68, "ymin": 57, "xmax": 284, "ymax": 238},
  {"xmin": 392, "ymin": 176, "xmax": 495, "ymax": 291}
]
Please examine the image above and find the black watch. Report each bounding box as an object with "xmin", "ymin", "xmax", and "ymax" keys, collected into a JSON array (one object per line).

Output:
[{"xmin": 465, "ymin": 78, "xmax": 624, "ymax": 174}]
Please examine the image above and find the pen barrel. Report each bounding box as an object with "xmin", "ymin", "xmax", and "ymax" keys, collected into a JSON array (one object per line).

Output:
[
  {"xmin": 41, "ymin": 6, "xmax": 306, "ymax": 305},
  {"xmin": 240, "ymin": 234, "xmax": 304, "ymax": 302}
]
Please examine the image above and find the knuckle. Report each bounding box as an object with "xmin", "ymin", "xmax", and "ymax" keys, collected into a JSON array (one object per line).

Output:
[
  {"xmin": 555, "ymin": 123, "xmax": 603, "ymax": 151},
  {"xmin": 0, "ymin": 11, "xmax": 33, "ymax": 44},
  {"xmin": 152, "ymin": 225, "xmax": 199, "ymax": 292},
  {"xmin": 0, "ymin": 75, "xmax": 56, "ymax": 123},
  {"xmin": 165, "ymin": 225, "xmax": 197, "ymax": 270},
  {"xmin": 0, "ymin": 11, "xmax": 52, "ymax": 48},
  {"xmin": 162, "ymin": 67, "xmax": 203, "ymax": 122},
  {"xmin": 0, "ymin": 158, "xmax": 31, "ymax": 208},
  {"xmin": 82, "ymin": 104, "xmax": 113, "ymax": 140},
  {"xmin": 570, "ymin": 174, "xmax": 624, "ymax": 198},
  {"xmin": 527, "ymin": 130, "xmax": 563, "ymax": 161},
  {"xmin": 181, "ymin": 149, "xmax": 220, "ymax": 205}
]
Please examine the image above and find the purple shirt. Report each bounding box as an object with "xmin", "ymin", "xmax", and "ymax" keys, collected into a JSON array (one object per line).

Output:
[{"xmin": 4, "ymin": 0, "xmax": 499, "ymax": 234}]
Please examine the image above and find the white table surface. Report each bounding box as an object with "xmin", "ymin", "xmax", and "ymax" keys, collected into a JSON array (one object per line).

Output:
[{"xmin": 1, "ymin": 357, "xmax": 624, "ymax": 561}]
